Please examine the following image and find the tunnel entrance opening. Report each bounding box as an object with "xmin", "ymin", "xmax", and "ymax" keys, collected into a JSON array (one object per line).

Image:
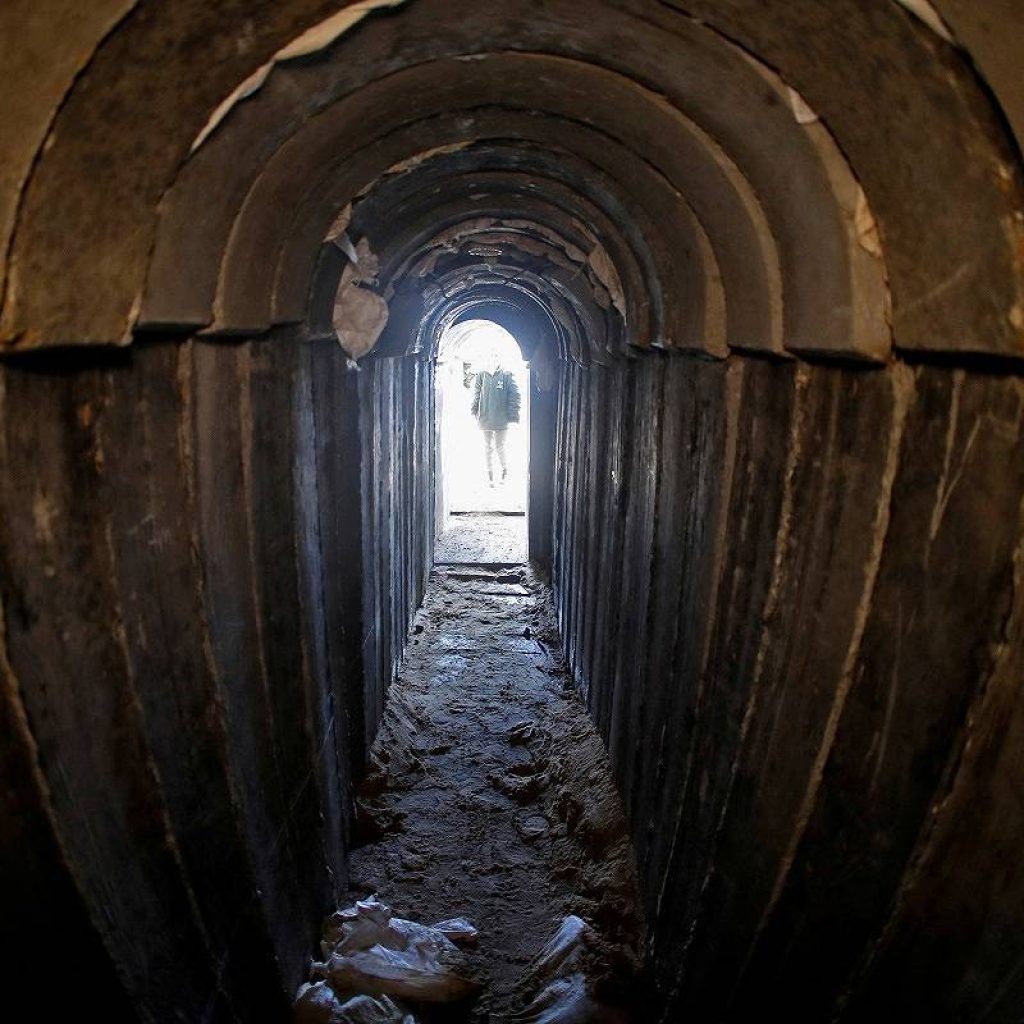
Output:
[{"xmin": 434, "ymin": 319, "xmax": 530, "ymax": 566}]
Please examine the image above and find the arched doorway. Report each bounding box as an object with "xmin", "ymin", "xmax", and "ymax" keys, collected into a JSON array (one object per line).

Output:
[{"xmin": 434, "ymin": 319, "xmax": 530, "ymax": 564}]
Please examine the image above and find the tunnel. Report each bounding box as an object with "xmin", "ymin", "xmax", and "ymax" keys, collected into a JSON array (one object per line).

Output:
[{"xmin": 2, "ymin": 1, "xmax": 1024, "ymax": 1020}]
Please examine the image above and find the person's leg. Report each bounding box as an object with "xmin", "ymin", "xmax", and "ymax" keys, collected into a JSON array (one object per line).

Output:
[
  {"xmin": 483, "ymin": 429, "xmax": 496, "ymax": 482},
  {"xmin": 494, "ymin": 428, "xmax": 508, "ymax": 479}
]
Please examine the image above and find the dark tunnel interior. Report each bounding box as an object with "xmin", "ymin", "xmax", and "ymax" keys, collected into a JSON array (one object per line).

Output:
[{"xmin": 2, "ymin": 1, "xmax": 1024, "ymax": 1021}]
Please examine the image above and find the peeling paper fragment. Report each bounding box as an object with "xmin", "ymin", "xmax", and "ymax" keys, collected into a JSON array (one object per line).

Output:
[
  {"xmin": 334, "ymin": 283, "xmax": 388, "ymax": 360},
  {"xmin": 587, "ymin": 244, "xmax": 626, "ymax": 319},
  {"xmin": 334, "ymin": 238, "xmax": 388, "ymax": 360},
  {"xmin": 191, "ymin": 0, "xmax": 410, "ymax": 153},
  {"xmin": 787, "ymin": 86, "xmax": 819, "ymax": 125},
  {"xmin": 192, "ymin": 65, "xmax": 273, "ymax": 152},
  {"xmin": 854, "ymin": 187, "xmax": 883, "ymax": 258},
  {"xmin": 893, "ymin": 0, "xmax": 956, "ymax": 44},
  {"xmin": 336, "ymin": 233, "xmax": 360, "ymax": 263},
  {"xmin": 276, "ymin": 0, "xmax": 409, "ymax": 60},
  {"xmin": 348, "ymin": 237, "xmax": 381, "ymax": 285},
  {"xmin": 325, "ymin": 204, "xmax": 354, "ymax": 245},
  {"xmin": 326, "ymin": 204, "xmax": 360, "ymax": 262},
  {"xmin": 376, "ymin": 142, "xmax": 472, "ymax": 180},
  {"xmin": 499, "ymin": 219, "xmax": 589, "ymax": 267}
]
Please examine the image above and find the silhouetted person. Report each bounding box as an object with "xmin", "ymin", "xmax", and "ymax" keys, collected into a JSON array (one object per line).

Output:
[{"xmin": 471, "ymin": 351, "xmax": 521, "ymax": 486}]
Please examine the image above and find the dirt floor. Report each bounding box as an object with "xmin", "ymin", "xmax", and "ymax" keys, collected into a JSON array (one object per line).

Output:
[
  {"xmin": 338, "ymin": 564, "xmax": 646, "ymax": 1022},
  {"xmin": 434, "ymin": 515, "xmax": 528, "ymax": 565},
  {"xmin": 449, "ymin": 474, "xmax": 527, "ymax": 516}
]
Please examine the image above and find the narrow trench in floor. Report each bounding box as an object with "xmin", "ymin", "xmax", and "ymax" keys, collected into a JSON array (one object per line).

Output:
[{"xmin": 304, "ymin": 563, "xmax": 646, "ymax": 1022}]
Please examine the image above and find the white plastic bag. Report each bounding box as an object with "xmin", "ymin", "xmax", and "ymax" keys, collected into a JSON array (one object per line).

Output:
[
  {"xmin": 512, "ymin": 917, "xmax": 629, "ymax": 1024},
  {"xmin": 325, "ymin": 898, "xmax": 398, "ymax": 955},
  {"xmin": 325, "ymin": 939, "xmax": 479, "ymax": 1003},
  {"xmin": 334, "ymin": 994, "xmax": 417, "ymax": 1024},
  {"xmin": 513, "ymin": 975, "xmax": 629, "ymax": 1024},
  {"xmin": 294, "ymin": 981, "xmax": 343, "ymax": 1024},
  {"xmin": 529, "ymin": 916, "xmax": 588, "ymax": 981},
  {"xmin": 313, "ymin": 899, "xmax": 481, "ymax": 1005},
  {"xmin": 293, "ymin": 981, "xmax": 418, "ymax": 1023},
  {"xmin": 431, "ymin": 917, "xmax": 480, "ymax": 947}
]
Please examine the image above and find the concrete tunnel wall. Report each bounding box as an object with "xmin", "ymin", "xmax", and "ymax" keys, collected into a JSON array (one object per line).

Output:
[
  {"xmin": 1, "ymin": 1, "xmax": 1024, "ymax": 1021},
  {"xmin": 553, "ymin": 355, "xmax": 1024, "ymax": 1021},
  {"xmin": 0, "ymin": 336, "xmax": 433, "ymax": 1020}
]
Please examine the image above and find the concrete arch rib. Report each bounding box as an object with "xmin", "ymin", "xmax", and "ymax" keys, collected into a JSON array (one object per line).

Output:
[
  {"xmin": 141, "ymin": 56, "xmax": 751, "ymax": 356},
  {"xmin": 655, "ymin": 0, "xmax": 1024, "ymax": 357},
  {"xmin": 185, "ymin": 53, "xmax": 780, "ymax": 355},
  {"xmin": 259, "ymin": 118, "xmax": 724, "ymax": 356},
  {"xmin": 351, "ymin": 168, "xmax": 646, "ymax": 321},
  {"xmin": 425, "ymin": 280, "xmax": 581, "ymax": 366},
  {"xmin": 285, "ymin": 137, "xmax": 663, "ymax": 350},
  {"xmin": 215, "ymin": 111, "xmax": 661, "ymax": 344},
  {"xmin": 269, "ymin": 129, "xmax": 684, "ymax": 353},
  {"xmin": 0, "ymin": 0, "xmax": 355, "ymax": 348},
  {"xmin": 135, "ymin": 3, "xmax": 881, "ymax": 359},
  {"xmin": 374, "ymin": 210, "xmax": 625, "ymax": 331},
  {"xmin": 219, "ymin": 136, "xmax": 663, "ymax": 352},
  {"xmin": 0, "ymin": 0, "xmax": 1018, "ymax": 360}
]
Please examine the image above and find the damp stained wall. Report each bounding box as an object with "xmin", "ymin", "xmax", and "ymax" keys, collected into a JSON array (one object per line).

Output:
[
  {"xmin": 0, "ymin": 336, "xmax": 432, "ymax": 1020},
  {"xmin": 552, "ymin": 352, "xmax": 1024, "ymax": 1021}
]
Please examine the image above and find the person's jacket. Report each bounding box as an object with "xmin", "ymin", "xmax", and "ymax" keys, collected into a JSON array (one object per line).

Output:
[{"xmin": 471, "ymin": 369, "xmax": 521, "ymax": 430}]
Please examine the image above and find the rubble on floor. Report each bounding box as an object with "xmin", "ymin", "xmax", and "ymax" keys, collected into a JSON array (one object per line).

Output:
[
  {"xmin": 434, "ymin": 514, "xmax": 528, "ymax": 564},
  {"xmin": 294, "ymin": 897, "xmax": 483, "ymax": 1022},
  {"xmin": 311, "ymin": 564, "xmax": 646, "ymax": 1022}
]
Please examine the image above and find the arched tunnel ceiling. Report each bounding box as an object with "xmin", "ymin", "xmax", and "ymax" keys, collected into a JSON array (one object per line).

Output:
[{"xmin": 0, "ymin": 0, "xmax": 1022, "ymax": 360}]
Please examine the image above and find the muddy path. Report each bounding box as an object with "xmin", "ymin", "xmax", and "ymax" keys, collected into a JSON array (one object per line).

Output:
[{"xmin": 340, "ymin": 564, "xmax": 646, "ymax": 1021}]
